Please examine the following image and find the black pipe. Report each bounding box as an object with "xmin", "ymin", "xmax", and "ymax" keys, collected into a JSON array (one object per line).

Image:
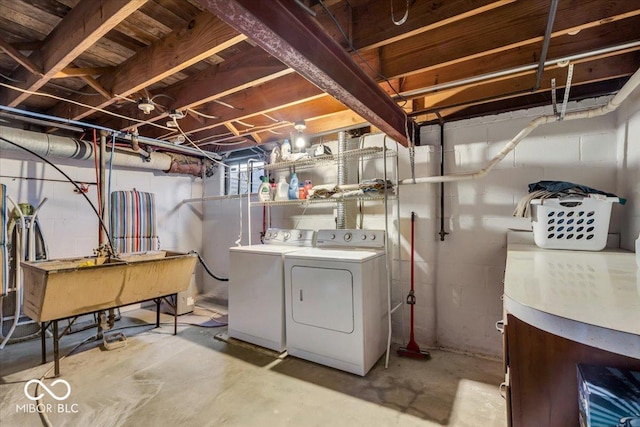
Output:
[
  {"xmin": 438, "ymin": 122, "xmax": 449, "ymax": 241},
  {"xmin": 533, "ymin": 0, "xmax": 559, "ymax": 91},
  {"xmin": 189, "ymin": 250, "xmax": 229, "ymax": 281}
]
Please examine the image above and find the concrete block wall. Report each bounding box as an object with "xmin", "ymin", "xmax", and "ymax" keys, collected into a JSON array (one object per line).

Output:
[
  {"xmin": 0, "ymin": 154, "xmax": 203, "ymax": 277},
  {"xmin": 422, "ymin": 96, "xmax": 626, "ymax": 357},
  {"xmin": 616, "ymin": 87, "xmax": 640, "ymax": 251}
]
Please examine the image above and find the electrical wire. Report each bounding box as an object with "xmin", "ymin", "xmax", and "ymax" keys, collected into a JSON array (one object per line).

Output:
[
  {"xmin": 0, "ymin": 81, "xmax": 175, "ymax": 132},
  {"xmin": 213, "ymin": 99, "xmax": 243, "ymax": 110},
  {"xmin": 391, "ymin": 0, "xmax": 410, "ymax": 25},
  {"xmin": 188, "ymin": 250, "xmax": 228, "ymax": 281},
  {"xmin": 234, "ymin": 119, "xmax": 255, "ymax": 128},
  {"xmin": 0, "ymin": 136, "xmax": 114, "ymax": 250},
  {"xmin": 172, "ymin": 120, "xmax": 231, "ymax": 168},
  {"xmin": 187, "ymin": 108, "xmax": 219, "ymax": 120},
  {"xmin": 196, "ymin": 121, "xmax": 292, "ymax": 146},
  {"xmin": 316, "ymin": 0, "xmax": 408, "ymax": 106}
]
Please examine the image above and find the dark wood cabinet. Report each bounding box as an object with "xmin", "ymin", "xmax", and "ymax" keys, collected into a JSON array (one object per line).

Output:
[{"xmin": 504, "ymin": 314, "xmax": 640, "ymax": 427}]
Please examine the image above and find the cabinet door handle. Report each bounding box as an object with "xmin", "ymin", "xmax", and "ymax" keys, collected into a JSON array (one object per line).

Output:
[
  {"xmin": 495, "ymin": 320, "xmax": 504, "ymax": 334},
  {"xmin": 299, "ymin": 289, "xmax": 303, "ymax": 302}
]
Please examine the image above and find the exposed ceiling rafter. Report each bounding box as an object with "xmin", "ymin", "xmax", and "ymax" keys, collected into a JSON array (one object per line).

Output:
[{"xmin": 199, "ymin": 0, "xmax": 417, "ymax": 146}]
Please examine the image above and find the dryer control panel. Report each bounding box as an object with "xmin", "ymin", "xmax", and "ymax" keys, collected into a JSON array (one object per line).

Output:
[
  {"xmin": 315, "ymin": 229, "xmax": 385, "ymax": 249},
  {"xmin": 263, "ymin": 228, "xmax": 316, "ymax": 246}
]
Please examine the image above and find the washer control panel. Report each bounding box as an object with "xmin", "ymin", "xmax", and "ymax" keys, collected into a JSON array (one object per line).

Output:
[
  {"xmin": 316, "ymin": 229, "xmax": 385, "ymax": 248},
  {"xmin": 263, "ymin": 228, "xmax": 315, "ymax": 246}
]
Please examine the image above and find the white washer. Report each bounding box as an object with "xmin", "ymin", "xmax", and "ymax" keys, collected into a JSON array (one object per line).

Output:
[
  {"xmin": 228, "ymin": 228, "xmax": 315, "ymax": 352},
  {"xmin": 284, "ymin": 229, "xmax": 388, "ymax": 376}
]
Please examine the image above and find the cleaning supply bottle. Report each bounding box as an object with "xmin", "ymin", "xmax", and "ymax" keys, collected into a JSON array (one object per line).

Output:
[
  {"xmin": 281, "ymin": 139, "xmax": 291, "ymax": 160},
  {"xmin": 275, "ymin": 176, "xmax": 289, "ymax": 201},
  {"xmin": 298, "ymin": 182, "xmax": 306, "ymax": 199},
  {"xmin": 288, "ymin": 172, "xmax": 299, "ymax": 200},
  {"xmin": 258, "ymin": 176, "xmax": 271, "ymax": 202}
]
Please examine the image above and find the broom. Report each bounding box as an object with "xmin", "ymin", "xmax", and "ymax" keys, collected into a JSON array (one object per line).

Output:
[{"xmin": 397, "ymin": 211, "xmax": 430, "ymax": 359}]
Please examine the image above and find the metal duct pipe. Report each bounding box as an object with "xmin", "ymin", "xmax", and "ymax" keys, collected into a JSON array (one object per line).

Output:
[
  {"xmin": 0, "ymin": 126, "xmax": 207, "ymax": 177},
  {"xmin": 397, "ymin": 40, "xmax": 640, "ymax": 99},
  {"xmin": 400, "ymin": 66, "xmax": 640, "ymax": 185},
  {"xmin": 336, "ymin": 130, "xmax": 348, "ymax": 229},
  {"xmin": 0, "ymin": 105, "xmax": 222, "ymax": 161}
]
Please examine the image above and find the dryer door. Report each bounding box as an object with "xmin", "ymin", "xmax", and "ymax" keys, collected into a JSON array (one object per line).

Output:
[{"xmin": 291, "ymin": 266, "xmax": 354, "ymax": 333}]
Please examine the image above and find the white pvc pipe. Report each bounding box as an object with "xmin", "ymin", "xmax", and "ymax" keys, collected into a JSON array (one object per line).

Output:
[
  {"xmin": 401, "ymin": 67, "xmax": 640, "ymax": 185},
  {"xmin": 27, "ymin": 198, "xmax": 47, "ymax": 264}
]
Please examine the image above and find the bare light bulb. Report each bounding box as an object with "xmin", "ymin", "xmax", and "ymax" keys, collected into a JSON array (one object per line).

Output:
[{"xmin": 295, "ymin": 134, "xmax": 306, "ymax": 148}]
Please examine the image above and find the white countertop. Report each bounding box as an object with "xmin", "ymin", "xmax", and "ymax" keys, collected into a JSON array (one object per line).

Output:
[{"xmin": 504, "ymin": 231, "xmax": 640, "ymax": 358}]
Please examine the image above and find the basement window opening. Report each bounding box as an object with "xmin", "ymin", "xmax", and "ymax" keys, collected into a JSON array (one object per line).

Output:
[{"xmin": 225, "ymin": 160, "xmax": 265, "ymax": 195}]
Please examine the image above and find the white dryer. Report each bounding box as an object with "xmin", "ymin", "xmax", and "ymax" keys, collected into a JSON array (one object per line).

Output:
[
  {"xmin": 228, "ymin": 228, "xmax": 315, "ymax": 352},
  {"xmin": 284, "ymin": 229, "xmax": 388, "ymax": 376}
]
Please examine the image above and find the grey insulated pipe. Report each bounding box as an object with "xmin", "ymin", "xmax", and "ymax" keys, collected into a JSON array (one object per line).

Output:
[
  {"xmin": 0, "ymin": 126, "xmax": 207, "ymax": 177},
  {"xmin": 336, "ymin": 130, "xmax": 348, "ymax": 229}
]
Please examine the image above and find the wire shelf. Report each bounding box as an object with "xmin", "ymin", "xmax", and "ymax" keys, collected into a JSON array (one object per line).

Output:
[
  {"xmin": 250, "ymin": 194, "xmax": 396, "ymax": 207},
  {"xmin": 263, "ymin": 146, "xmax": 397, "ymax": 171}
]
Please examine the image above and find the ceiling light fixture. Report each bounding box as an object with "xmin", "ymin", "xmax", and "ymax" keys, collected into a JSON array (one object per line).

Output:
[
  {"xmin": 294, "ymin": 120, "xmax": 307, "ymax": 149},
  {"xmin": 168, "ymin": 109, "xmax": 184, "ymax": 120},
  {"xmin": 137, "ymin": 98, "xmax": 155, "ymax": 114}
]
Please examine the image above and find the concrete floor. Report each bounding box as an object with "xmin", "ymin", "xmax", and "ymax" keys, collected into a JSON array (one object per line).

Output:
[{"xmin": 0, "ymin": 307, "xmax": 506, "ymax": 427}]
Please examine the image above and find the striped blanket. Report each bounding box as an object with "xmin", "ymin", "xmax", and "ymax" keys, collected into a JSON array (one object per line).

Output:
[{"xmin": 110, "ymin": 190, "xmax": 159, "ymax": 253}]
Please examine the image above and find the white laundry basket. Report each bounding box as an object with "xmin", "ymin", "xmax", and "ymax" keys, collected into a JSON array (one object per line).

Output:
[{"xmin": 530, "ymin": 196, "xmax": 620, "ymax": 251}]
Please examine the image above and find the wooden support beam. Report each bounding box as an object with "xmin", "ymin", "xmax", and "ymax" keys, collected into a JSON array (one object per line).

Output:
[
  {"xmin": 200, "ymin": 0, "xmax": 416, "ymax": 146},
  {"xmin": 0, "ymin": 38, "xmax": 43, "ymax": 76},
  {"xmin": 0, "ymin": 0, "xmax": 148, "ymax": 107},
  {"xmin": 46, "ymin": 11, "xmax": 247, "ymax": 122},
  {"xmin": 225, "ymin": 122, "xmax": 240, "ymax": 136},
  {"xmin": 10, "ymin": 41, "xmax": 43, "ymax": 52},
  {"xmin": 53, "ymin": 67, "xmax": 113, "ymax": 79},
  {"xmin": 80, "ymin": 76, "xmax": 112, "ymax": 100}
]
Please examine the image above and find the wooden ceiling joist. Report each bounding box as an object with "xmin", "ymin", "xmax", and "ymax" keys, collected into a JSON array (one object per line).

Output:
[
  {"xmin": 0, "ymin": 38, "xmax": 42, "ymax": 76},
  {"xmin": 200, "ymin": 0, "xmax": 417, "ymax": 146},
  {"xmin": 379, "ymin": 0, "xmax": 640, "ymax": 80},
  {"xmin": 104, "ymin": 46, "xmax": 293, "ymax": 131},
  {"xmin": 46, "ymin": 11, "xmax": 247, "ymax": 122},
  {"xmin": 0, "ymin": 0, "xmax": 148, "ymax": 107}
]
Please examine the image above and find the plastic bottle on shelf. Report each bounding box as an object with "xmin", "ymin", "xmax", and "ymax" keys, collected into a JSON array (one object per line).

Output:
[
  {"xmin": 275, "ymin": 176, "xmax": 289, "ymax": 201},
  {"xmin": 298, "ymin": 183, "xmax": 306, "ymax": 199},
  {"xmin": 270, "ymin": 180, "xmax": 276, "ymax": 200},
  {"xmin": 288, "ymin": 172, "xmax": 299, "ymax": 200},
  {"xmin": 281, "ymin": 139, "xmax": 292, "ymax": 160},
  {"xmin": 258, "ymin": 176, "xmax": 271, "ymax": 201}
]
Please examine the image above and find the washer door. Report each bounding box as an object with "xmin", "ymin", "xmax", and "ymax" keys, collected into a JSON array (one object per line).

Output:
[{"xmin": 291, "ymin": 266, "xmax": 354, "ymax": 333}]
